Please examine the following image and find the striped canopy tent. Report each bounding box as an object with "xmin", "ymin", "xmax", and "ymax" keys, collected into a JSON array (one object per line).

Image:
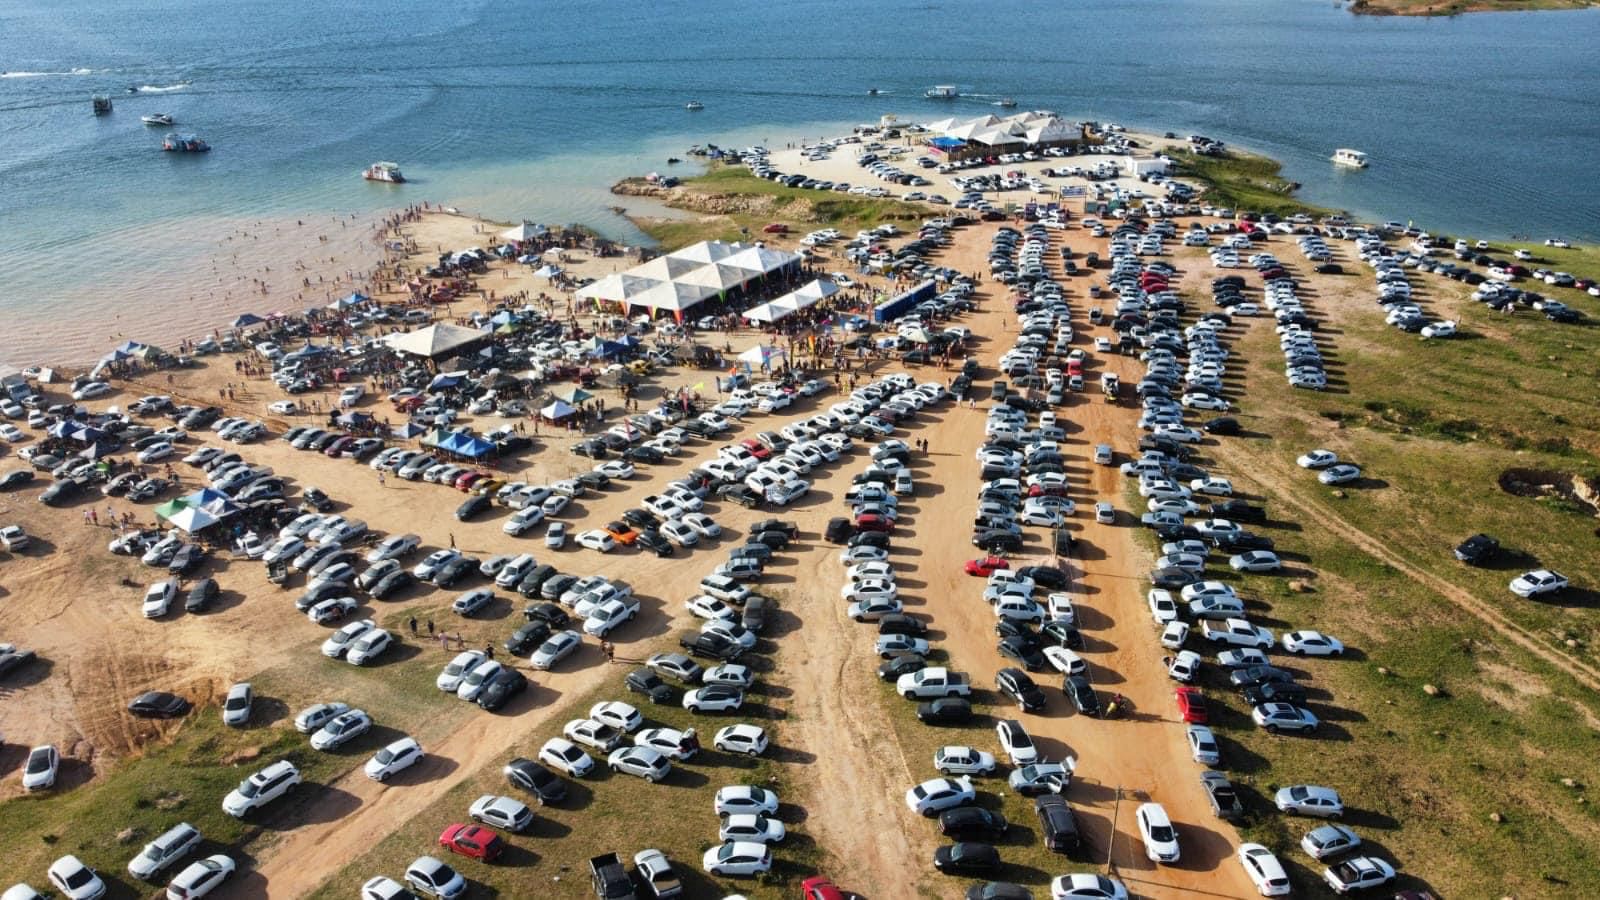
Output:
[
  {"xmin": 574, "ymin": 273, "xmax": 662, "ymax": 303},
  {"xmin": 665, "ymin": 240, "xmax": 745, "ymax": 264}
]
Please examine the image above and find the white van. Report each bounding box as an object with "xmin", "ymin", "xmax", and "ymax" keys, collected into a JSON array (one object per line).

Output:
[
  {"xmin": 495, "ymin": 553, "xmax": 538, "ymax": 589},
  {"xmin": 700, "ymin": 574, "xmax": 751, "ymax": 605}
]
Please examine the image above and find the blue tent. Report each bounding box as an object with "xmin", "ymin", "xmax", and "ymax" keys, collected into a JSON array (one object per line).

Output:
[
  {"xmin": 455, "ymin": 436, "xmax": 495, "ymax": 459},
  {"xmin": 333, "ymin": 292, "xmax": 370, "ymax": 308},
  {"xmin": 230, "ymin": 313, "xmax": 265, "ymax": 329},
  {"xmin": 429, "ymin": 372, "xmax": 465, "ymax": 391}
]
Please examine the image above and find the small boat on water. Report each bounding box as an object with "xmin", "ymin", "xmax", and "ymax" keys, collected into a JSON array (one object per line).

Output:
[
  {"xmin": 92, "ymin": 95, "xmax": 113, "ymax": 115},
  {"xmin": 162, "ymin": 132, "xmax": 209, "ymax": 152},
  {"xmin": 925, "ymin": 85, "xmax": 959, "ymax": 100},
  {"xmin": 994, "ymin": 97, "xmax": 1017, "ymax": 108},
  {"xmin": 868, "ymin": 87, "xmax": 880, "ymax": 96},
  {"xmin": 141, "ymin": 113, "xmax": 174, "ymax": 126},
  {"xmin": 363, "ymin": 161, "xmax": 405, "ymax": 183},
  {"xmin": 665, "ymin": 157, "xmax": 681, "ymax": 165},
  {"xmin": 1332, "ymin": 148, "xmax": 1369, "ymax": 168},
  {"xmin": 685, "ymin": 100, "xmax": 703, "ymax": 110}
]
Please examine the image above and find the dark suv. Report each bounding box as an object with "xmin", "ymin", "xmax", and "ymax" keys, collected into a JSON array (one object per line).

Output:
[{"xmin": 1035, "ymin": 794, "xmax": 1081, "ymax": 853}]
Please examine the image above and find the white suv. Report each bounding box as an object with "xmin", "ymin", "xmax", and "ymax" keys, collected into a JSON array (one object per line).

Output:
[{"xmin": 222, "ymin": 761, "xmax": 300, "ymax": 817}]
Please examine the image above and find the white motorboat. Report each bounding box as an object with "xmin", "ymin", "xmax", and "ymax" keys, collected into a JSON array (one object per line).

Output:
[
  {"xmin": 363, "ymin": 161, "xmax": 405, "ymax": 183},
  {"xmin": 925, "ymin": 85, "xmax": 959, "ymax": 100},
  {"xmin": 685, "ymin": 100, "xmax": 703, "ymax": 111},
  {"xmin": 141, "ymin": 113, "xmax": 174, "ymax": 126},
  {"xmin": 1332, "ymin": 148, "xmax": 1368, "ymax": 168}
]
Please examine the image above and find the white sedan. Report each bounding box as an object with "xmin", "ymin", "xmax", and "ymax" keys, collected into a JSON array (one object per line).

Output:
[
  {"xmin": 1282, "ymin": 630, "xmax": 1345, "ymax": 656},
  {"xmin": 934, "ymin": 745, "xmax": 997, "ymax": 776},
  {"xmin": 1189, "ymin": 477, "xmax": 1233, "ymax": 496},
  {"xmin": 1237, "ymin": 843, "xmax": 1292, "ymax": 897},
  {"xmin": 701, "ymin": 841, "xmax": 772, "ymax": 877},
  {"xmin": 1296, "ymin": 449, "xmax": 1337, "ymax": 469},
  {"xmin": 686, "ymin": 595, "xmax": 738, "ymax": 621},
  {"xmin": 682, "ymin": 512, "xmax": 720, "ymax": 538},
  {"xmin": 1229, "ymin": 551, "xmax": 1282, "ymax": 573},
  {"xmin": 1318, "ymin": 464, "xmax": 1362, "ymax": 485},
  {"xmin": 530, "ymin": 630, "xmax": 583, "ymax": 670},
  {"xmin": 538, "ymin": 737, "xmax": 595, "ymax": 778},
  {"xmin": 904, "ymin": 776, "xmax": 975, "ymax": 816},
  {"xmin": 364, "ymin": 737, "xmax": 422, "ymax": 781},
  {"xmin": 713, "ymin": 724, "xmax": 769, "ymax": 756}
]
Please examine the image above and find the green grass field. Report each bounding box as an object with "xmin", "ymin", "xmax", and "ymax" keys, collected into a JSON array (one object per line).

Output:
[
  {"xmin": 1134, "ymin": 241, "xmax": 1600, "ymax": 896},
  {"xmin": 1167, "ymin": 150, "xmax": 1336, "ymax": 220}
]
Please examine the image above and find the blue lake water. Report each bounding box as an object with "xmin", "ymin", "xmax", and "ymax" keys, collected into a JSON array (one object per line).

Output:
[{"xmin": 2, "ymin": 0, "xmax": 1597, "ymax": 362}]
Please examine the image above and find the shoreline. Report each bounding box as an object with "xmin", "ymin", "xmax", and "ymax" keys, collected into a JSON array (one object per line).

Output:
[{"xmin": 1350, "ymin": 0, "xmax": 1597, "ymax": 14}]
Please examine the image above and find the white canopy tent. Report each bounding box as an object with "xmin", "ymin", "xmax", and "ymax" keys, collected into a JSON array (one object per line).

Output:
[
  {"xmin": 500, "ymin": 222, "xmax": 547, "ymax": 242},
  {"xmin": 742, "ymin": 303, "xmax": 779, "ymax": 323},
  {"xmin": 540, "ymin": 400, "xmax": 577, "ymax": 420},
  {"xmin": 666, "ymin": 240, "xmax": 745, "ymax": 264},
  {"xmin": 575, "ymin": 273, "xmax": 662, "ymax": 303},
  {"xmin": 724, "ymin": 245, "xmax": 801, "ymax": 275},
  {"xmin": 631, "ymin": 255, "xmax": 702, "ymax": 282},
  {"xmin": 630, "ymin": 280, "xmax": 718, "ymax": 313},
  {"xmin": 676, "ymin": 262, "xmax": 750, "ymax": 293}
]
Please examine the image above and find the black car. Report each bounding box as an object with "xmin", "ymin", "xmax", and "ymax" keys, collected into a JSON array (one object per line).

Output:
[
  {"xmin": 570, "ymin": 440, "xmax": 608, "ymax": 459},
  {"xmin": 939, "ymin": 806, "xmax": 1009, "ymax": 839},
  {"xmin": 964, "ymin": 883, "xmax": 1033, "ymax": 900},
  {"xmin": 39, "ymin": 478, "xmax": 82, "ymax": 505},
  {"xmin": 1200, "ymin": 770, "xmax": 1246, "ymax": 820},
  {"xmin": 477, "ymin": 668, "xmax": 528, "ymax": 711},
  {"xmin": 752, "ymin": 519, "xmax": 799, "ymax": 538},
  {"xmin": 750, "ymin": 530, "xmax": 791, "ymax": 550},
  {"xmin": 369, "ymin": 569, "xmax": 415, "ymax": 600},
  {"xmin": 523, "ymin": 602, "xmax": 569, "ymax": 628},
  {"xmin": 825, "ymin": 516, "xmax": 855, "ymax": 544},
  {"xmin": 1210, "ymin": 499, "xmax": 1265, "ymax": 522},
  {"xmin": 623, "ymin": 446, "xmax": 664, "ymax": 464},
  {"xmin": 576, "ymin": 471, "xmax": 611, "ymax": 490},
  {"xmin": 456, "ymin": 494, "xmax": 491, "ymax": 521},
  {"xmin": 1204, "ymin": 416, "xmax": 1241, "ymax": 435},
  {"xmin": 127, "ymin": 691, "xmax": 190, "ymax": 718},
  {"xmin": 995, "ymin": 667, "xmax": 1047, "ymax": 712},
  {"xmin": 634, "ymin": 530, "xmax": 675, "ymax": 557},
  {"xmin": 0, "ymin": 469, "xmax": 35, "ymax": 490},
  {"xmin": 877, "ymin": 613, "xmax": 928, "ymax": 637},
  {"xmin": 516, "ymin": 565, "xmax": 558, "ymax": 598},
  {"xmin": 625, "ymin": 668, "xmax": 675, "ymax": 704},
  {"xmin": 1228, "ymin": 664, "xmax": 1295, "ymax": 689},
  {"xmin": 848, "ymin": 531, "xmax": 891, "ymax": 550},
  {"xmin": 719, "ymin": 484, "xmax": 763, "ymax": 509},
  {"xmin": 730, "ymin": 543, "xmax": 774, "ymax": 562},
  {"xmin": 679, "ymin": 631, "xmax": 743, "ymax": 661},
  {"xmin": 1243, "ymin": 681, "xmax": 1309, "ymax": 707},
  {"xmin": 1040, "ymin": 620, "xmax": 1083, "ymax": 650},
  {"xmin": 741, "ymin": 595, "xmax": 773, "ymax": 633},
  {"xmin": 1214, "ymin": 531, "xmax": 1275, "ymax": 552},
  {"xmin": 997, "ymin": 636, "xmax": 1049, "ymax": 674},
  {"xmin": 434, "ymin": 556, "xmax": 477, "ymax": 587},
  {"xmin": 301, "ymin": 486, "xmax": 333, "ymax": 511},
  {"xmin": 1035, "ymin": 794, "xmax": 1081, "ymax": 853},
  {"xmin": 1150, "ymin": 567, "xmax": 1198, "ymax": 589},
  {"xmin": 1017, "ymin": 565, "xmax": 1068, "ymax": 590},
  {"xmin": 1064, "ymin": 675, "xmax": 1099, "ymax": 716},
  {"xmin": 167, "ymin": 543, "xmax": 205, "ymax": 575},
  {"xmin": 878, "ymin": 653, "xmax": 927, "ymax": 681},
  {"xmin": 917, "ymin": 697, "xmax": 972, "ymax": 725},
  {"xmin": 621, "ymin": 508, "xmax": 660, "ymax": 530},
  {"xmin": 541, "ymin": 574, "xmax": 579, "ymax": 601},
  {"xmin": 504, "ymin": 757, "xmax": 567, "ymax": 805},
  {"xmin": 505, "ymin": 621, "xmax": 552, "ymax": 655},
  {"xmin": 1454, "ymin": 533, "xmax": 1500, "ymax": 566},
  {"xmin": 185, "ymin": 577, "xmax": 219, "ymax": 612},
  {"xmin": 295, "ymin": 581, "xmax": 348, "ymax": 612},
  {"xmin": 934, "ymin": 842, "xmax": 999, "ymax": 875},
  {"xmin": 974, "ymin": 529, "xmax": 1022, "ymax": 553}
]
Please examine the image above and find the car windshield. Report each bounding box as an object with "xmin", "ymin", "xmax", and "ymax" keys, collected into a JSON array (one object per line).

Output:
[
  {"xmin": 26, "ymin": 751, "xmax": 50, "ymax": 773},
  {"xmin": 62, "ymin": 867, "xmax": 93, "ymax": 888},
  {"xmin": 237, "ymin": 778, "xmax": 261, "ymax": 798},
  {"xmin": 226, "ymin": 695, "xmax": 248, "ymax": 709},
  {"xmin": 1149, "ymin": 824, "xmax": 1174, "ymax": 842},
  {"xmin": 375, "ymin": 748, "xmax": 394, "ymax": 763}
]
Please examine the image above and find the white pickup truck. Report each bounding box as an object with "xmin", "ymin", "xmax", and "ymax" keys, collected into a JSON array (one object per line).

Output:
[
  {"xmin": 1202, "ymin": 617, "xmax": 1274, "ymax": 649},
  {"xmin": 897, "ymin": 667, "xmax": 973, "ymax": 700}
]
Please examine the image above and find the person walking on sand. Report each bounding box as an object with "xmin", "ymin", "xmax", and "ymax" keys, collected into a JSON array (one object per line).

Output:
[
  {"xmin": 449, "ymin": 533, "xmax": 456, "ymax": 549},
  {"xmin": 408, "ymin": 615, "xmax": 417, "ymax": 635},
  {"xmin": 601, "ymin": 640, "xmax": 615, "ymax": 662},
  {"xmin": 427, "ymin": 618, "xmax": 435, "ymax": 636}
]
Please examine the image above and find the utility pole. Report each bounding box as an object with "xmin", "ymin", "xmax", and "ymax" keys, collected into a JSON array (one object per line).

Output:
[{"xmin": 1105, "ymin": 784, "xmax": 1123, "ymax": 876}]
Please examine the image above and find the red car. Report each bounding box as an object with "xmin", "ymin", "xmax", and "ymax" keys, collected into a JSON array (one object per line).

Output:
[
  {"xmin": 1028, "ymin": 483, "xmax": 1069, "ymax": 498},
  {"xmin": 762, "ymin": 223, "xmax": 789, "ymax": 234},
  {"xmin": 964, "ymin": 556, "xmax": 1010, "ymax": 577},
  {"xmin": 454, "ymin": 471, "xmax": 488, "ymax": 491},
  {"xmin": 324, "ymin": 436, "xmax": 355, "ymax": 458},
  {"xmin": 854, "ymin": 513, "xmax": 893, "ymax": 533},
  {"xmin": 439, "ymin": 823, "xmax": 504, "ymax": 862},
  {"xmin": 800, "ymin": 876, "xmax": 847, "ymax": 900},
  {"xmin": 741, "ymin": 438, "xmax": 772, "ymax": 460},
  {"xmin": 1174, "ymin": 686, "xmax": 1209, "ymax": 724}
]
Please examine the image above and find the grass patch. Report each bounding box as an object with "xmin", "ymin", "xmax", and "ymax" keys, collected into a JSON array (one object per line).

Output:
[
  {"xmin": 624, "ymin": 165, "xmax": 929, "ymax": 252},
  {"xmin": 1168, "ymin": 149, "xmax": 1336, "ymax": 220}
]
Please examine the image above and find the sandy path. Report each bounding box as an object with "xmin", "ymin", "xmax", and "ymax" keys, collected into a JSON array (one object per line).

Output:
[{"xmin": 878, "ymin": 223, "xmax": 1258, "ymax": 897}]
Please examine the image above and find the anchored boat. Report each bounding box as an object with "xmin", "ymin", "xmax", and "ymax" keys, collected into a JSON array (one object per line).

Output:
[
  {"xmin": 363, "ymin": 161, "xmax": 405, "ymax": 183},
  {"xmin": 1332, "ymin": 148, "xmax": 1368, "ymax": 168},
  {"xmin": 162, "ymin": 133, "xmax": 209, "ymax": 152},
  {"xmin": 141, "ymin": 113, "xmax": 174, "ymax": 126}
]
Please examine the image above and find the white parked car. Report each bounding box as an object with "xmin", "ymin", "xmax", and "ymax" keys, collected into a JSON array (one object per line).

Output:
[
  {"xmin": 1318, "ymin": 464, "xmax": 1362, "ymax": 485},
  {"xmin": 904, "ymin": 776, "xmax": 975, "ymax": 816},
  {"xmin": 701, "ymin": 841, "xmax": 772, "ymax": 877},
  {"xmin": 165, "ymin": 854, "xmax": 236, "ymax": 899},
  {"xmin": 1186, "ymin": 724, "xmax": 1221, "ymax": 764},
  {"xmin": 713, "ymin": 785, "xmax": 779, "ymax": 816},
  {"xmin": 1282, "ymin": 629, "xmax": 1345, "ymax": 656},
  {"xmin": 21, "ymin": 744, "xmax": 59, "ymax": 791},
  {"xmin": 346, "ymin": 628, "xmax": 394, "ymax": 666},
  {"xmin": 1296, "ymin": 449, "xmax": 1337, "ymax": 469},
  {"xmin": 221, "ymin": 682, "xmax": 253, "ymax": 727},
  {"xmin": 1136, "ymin": 802, "xmax": 1180, "ymax": 863},
  {"xmin": 47, "ymin": 856, "xmax": 107, "ymax": 900},
  {"xmin": 365, "ymin": 737, "xmax": 423, "ymax": 782},
  {"xmin": 1275, "ymin": 784, "xmax": 1344, "ymax": 817},
  {"xmin": 1237, "ymin": 843, "xmax": 1292, "ymax": 896},
  {"xmin": 222, "ymin": 760, "xmax": 300, "ymax": 816},
  {"xmin": 713, "ymin": 723, "xmax": 769, "ymax": 756},
  {"xmin": 1509, "ymin": 569, "xmax": 1568, "ymax": 598},
  {"xmin": 934, "ymin": 745, "xmax": 997, "ymax": 776}
]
